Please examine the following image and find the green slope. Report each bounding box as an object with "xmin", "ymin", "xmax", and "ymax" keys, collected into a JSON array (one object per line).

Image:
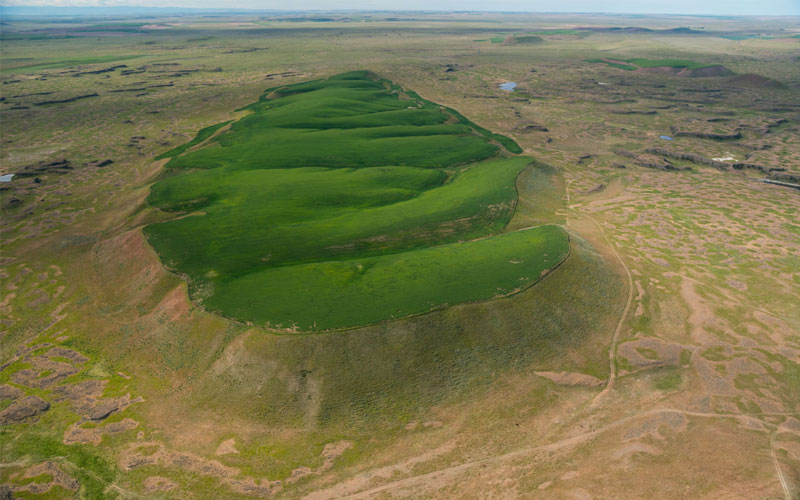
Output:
[
  {"xmin": 208, "ymin": 225, "xmax": 568, "ymax": 330},
  {"xmin": 145, "ymin": 70, "xmax": 565, "ymax": 330}
]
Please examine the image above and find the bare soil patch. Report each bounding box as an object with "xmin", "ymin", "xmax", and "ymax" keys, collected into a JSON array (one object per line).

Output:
[{"xmin": 215, "ymin": 438, "xmax": 239, "ymax": 456}]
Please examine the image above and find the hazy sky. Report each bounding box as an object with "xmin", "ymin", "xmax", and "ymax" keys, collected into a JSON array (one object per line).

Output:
[{"xmin": 2, "ymin": 0, "xmax": 799, "ymax": 15}]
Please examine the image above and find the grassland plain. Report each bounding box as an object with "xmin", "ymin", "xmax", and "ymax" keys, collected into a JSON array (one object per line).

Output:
[
  {"xmin": 144, "ymin": 70, "xmax": 565, "ymax": 330},
  {"xmin": 1, "ymin": 11, "xmax": 799, "ymax": 500}
]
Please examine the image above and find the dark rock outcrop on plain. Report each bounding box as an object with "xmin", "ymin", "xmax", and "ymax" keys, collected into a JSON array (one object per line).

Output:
[
  {"xmin": 514, "ymin": 122, "xmax": 549, "ymax": 132},
  {"xmin": 769, "ymin": 172, "xmax": 800, "ymax": 184},
  {"xmin": 34, "ymin": 93, "xmax": 99, "ymax": 106},
  {"xmin": 72, "ymin": 64, "xmax": 127, "ymax": 77},
  {"xmin": 86, "ymin": 159, "xmax": 113, "ymax": 168},
  {"xmin": 644, "ymin": 148, "xmax": 729, "ymax": 170},
  {"xmin": 670, "ymin": 127, "xmax": 742, "ymax": 141},
  {"xmin": 644, "ymin": 148, "xmax": 770, "ymax": 173},
  {"xmin": 15, "ymin": 159, "xmax": 72, "ymax": 177},
  {"xmin": 611, "ymin": 109, "xmax": 657, "ymax": 115},
  {"xmin": 614, "ymin": 149, "xmax": 688, "ymax": 171},
  {"xmin": 0, "ymin": 396, "xmax": 50, "ymax": 424}
]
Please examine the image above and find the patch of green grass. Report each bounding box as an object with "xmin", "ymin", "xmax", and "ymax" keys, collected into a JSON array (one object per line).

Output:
[
  {"xmin": 1, "ymin": 431, "xmax": 117, "ymax": 499},
  {"xmin": 734, "ymin": 373, "xmax": 766, "ymax": 397},
  {"xmin": 507, "ymin": 161, "xmax": 565, "ymax": 230},
  {"xmin": 147, "ymin": 157, "xmax": 528, "ymax": 279},
  {"xmin": 636, "ymin": 347, "xmax": 659, "ymax": 360},
  {"xmin": 735, "ymin": 398, "xmax": 762, "ymax": 414},
  {"xmin": 653, "ymin": 370, "xmax": 682, "ymax": 391},
  {"xmin": 701, "ymin": 346, "xmax": 729, "ymax": 361},
  {"xmin": 606, "ymin": 62, "xmax": 638, "ymax": 71},
  {"xmin": 156, "ymin": 120, "xmax": 232, "ymax": 160},
  {"xmin": 164, "ymin": 74, "xmax": 504, "ymax": 171},
  {"xmin": 207, "ymin": 225, "xmax": 568, "ymax": 330},
  {"xmin": 145, "ymin": 71, "xmax": 554, "ymax": 330},
  {"xmin": 382, "ymin": 86, "xmax": 521, "ymax": 154}
]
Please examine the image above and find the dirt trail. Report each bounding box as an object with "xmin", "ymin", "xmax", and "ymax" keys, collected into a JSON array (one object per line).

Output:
[
  {"xmin": 309, "ymin": 409, "xmax": 788, "ymax": 500},
  {"xmin": 314, "ymin": 178, "xmax": 790, "ymax": 500},
  {"xmin": 770, "ymin": 432, "xmax": 792, "ymax": 500},
  {"xmin": 587, "ymin": 215, "xmax": 633, "ymax": 404},
  {"xmin": 563, "ymin": 179, "xmax": 633, "ymax": 404}
]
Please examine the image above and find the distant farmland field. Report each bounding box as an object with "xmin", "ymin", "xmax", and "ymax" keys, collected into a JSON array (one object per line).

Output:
[{"xmin": 145, "ymin": 70, "xmax": 568, "ymax": 330}]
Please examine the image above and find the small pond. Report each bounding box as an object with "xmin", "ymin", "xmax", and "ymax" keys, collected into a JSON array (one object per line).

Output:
[
  {"xmin": 0, "ymin": 174, "xmax": 14, "ymax": 182},
  {"xmin": 659, "ymin": 135, "xmax": 674, "ymax": 141},
  {"xmin": 499, "ymin": 81, "xmax": 517, "ymax": 91}
]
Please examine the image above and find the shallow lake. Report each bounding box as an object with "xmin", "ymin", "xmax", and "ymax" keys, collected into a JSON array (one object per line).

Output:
[
  {"xmin": 0, "ymin": 174, "xmax": 14, "ymax": 182},
  {"xmin": 499, "ymin": 81, "xmax": 517, "ymax": 91},
  {"xmin": 659, "ymin": 135, "xmax": 674, "ymax": 141}
]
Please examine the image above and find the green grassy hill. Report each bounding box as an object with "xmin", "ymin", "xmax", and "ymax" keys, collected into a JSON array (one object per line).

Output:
[{"xmin": 144, "ymin": 71, "xmax": 565, "ymax": 330}]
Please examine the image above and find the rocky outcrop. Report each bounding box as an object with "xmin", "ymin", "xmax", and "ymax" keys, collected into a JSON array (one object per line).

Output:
[
  {"xmin": 644, "ymin": 148, "xmax": 729, "ymax": 170},
  {"xmin": 611, "ymin": 109, "xmax": 657, "ymax": 115},
  {"xmin": 614, "ymin": 149, "xmax": 687, "ymax": 171},
  {"xmin": 0, "ymin": 396, "xmax": 50, "ymax": 424},
  {"xmin": 34, "ymin": 93, "xmax": 99, "ymax": 106},
  {"xmin": 514, "ymin": 122, "xmax": 549, "ymax": 132},
  {"xmin": 14, "ymin": 159, "xmax": 72, "ymax": 177},
  {"xmin": 671, "ymin": 128, "xmax": 742, "ymax": 141},
  {"xmin": 72, "ymin": 64, "xmax": 127, "ymax": 76},
  {"xmin": 644, "ymin": 148, "xmax": 770, "ymax": 173},
  {"xmin": 769, "ymin": 172, "xmax": 800, "ymax": 184},
  {"xmin": 86, "ymin": 159, "xmax": 113, "ymax": 168}
]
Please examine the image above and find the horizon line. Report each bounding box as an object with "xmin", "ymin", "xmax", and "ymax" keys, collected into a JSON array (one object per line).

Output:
[{"xmin": 1, "ymin": 6, "xmax": 800, "ymax": 17}]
